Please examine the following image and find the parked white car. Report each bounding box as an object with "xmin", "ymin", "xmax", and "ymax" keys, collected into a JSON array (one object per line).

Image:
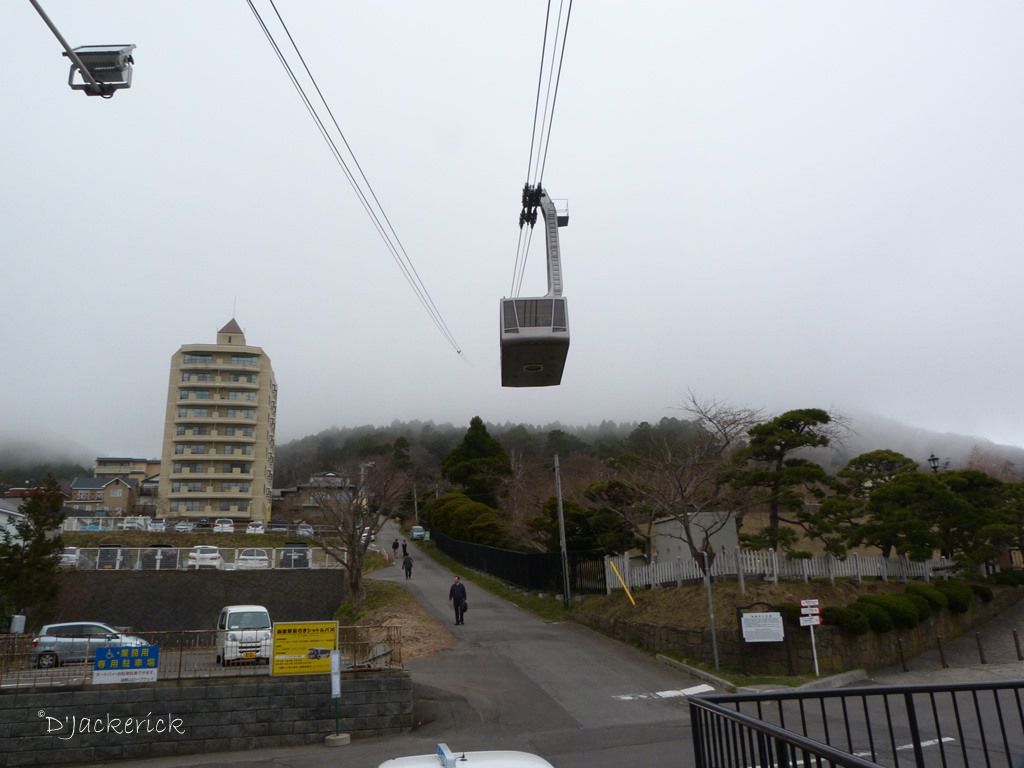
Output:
[
  {"xmin": 149, "ymin": 518, "xmax": 166, "ymax": 532},
  {"xmin": 216, "ymin": 605, "xmax": 272, "ymax": 665},
  {"xmin": 235, "ymin": 548, "xmax": 270, "ymax": 570},
  {"xmin": 187, "ymin": 545, "xmax": 223, "ymax": 570},
  {"xmin": 245, "ymin": 521, "xmax": 265, "ymax": 535},
  {"xmin": 213, "ymin": 518, "xmax": 235, "ymax": 533},
  {"xmin": 58, "ymin": 547, "xmax": 81, "ymax": 569},
  {"xmin": 174, "ymin": 520, "xmax": 195, "ymax": 533},
  {"xmin": 296, "ymin": 522, "xmax": 314, "ymax": 537}
]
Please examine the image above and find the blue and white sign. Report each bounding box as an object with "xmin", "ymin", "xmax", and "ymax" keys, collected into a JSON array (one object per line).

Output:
[{"xmin": 93, "ymin": 645, "xmax": 160, "ymax": 684}]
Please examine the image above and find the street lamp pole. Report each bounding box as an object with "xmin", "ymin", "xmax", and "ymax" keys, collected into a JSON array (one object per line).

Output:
[{"xmin": 927, "ymin": 454, "xmax": 940, "ymax": 473}]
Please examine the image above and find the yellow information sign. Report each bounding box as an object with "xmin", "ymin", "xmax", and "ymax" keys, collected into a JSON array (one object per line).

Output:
[{"xmin": 271, "ymin": 621, "xmax": 339, "ymax": 676}]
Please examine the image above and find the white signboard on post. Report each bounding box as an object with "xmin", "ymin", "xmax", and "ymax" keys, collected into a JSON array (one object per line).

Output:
[
  {"xmin": 800, "ymin": 599, "xmax": 822, "ymax": 676},
  {"xmin": 741, "ymin": 612, "xmax": 785, "ymax": 643}
]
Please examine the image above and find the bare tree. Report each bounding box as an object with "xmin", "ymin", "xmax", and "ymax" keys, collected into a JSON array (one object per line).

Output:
[
  {"xmin": 306, "ymin": 458, "xmax": 412, "ymax": 605},
  {"xmin": 613, "ymin": 395, "xmax": 761, "ymax": 567}
]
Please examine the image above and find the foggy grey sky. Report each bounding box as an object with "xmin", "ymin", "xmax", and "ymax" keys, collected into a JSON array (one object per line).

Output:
[{"xmin": 3, "ymin": 2, "xmax": 1023, "ymax": 460}]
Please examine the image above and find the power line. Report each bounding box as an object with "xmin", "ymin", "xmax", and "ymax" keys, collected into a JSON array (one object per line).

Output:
[{"xmin": 246, "ymin": 1, "xmax": 461, "ymax": 354}]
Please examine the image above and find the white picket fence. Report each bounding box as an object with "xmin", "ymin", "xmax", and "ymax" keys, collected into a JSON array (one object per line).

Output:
[{"xmin": 604, "ymin": 548, "xmax": 953, "ymax": 594}]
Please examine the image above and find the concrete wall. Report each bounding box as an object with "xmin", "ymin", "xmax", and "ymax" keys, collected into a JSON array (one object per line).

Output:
[
  {"xmin": 0, "ymin": 670, "xmax": 411, "ymax": 766},
  {"xmin": 45, "ymin": 570, "xmax": 345, "ymax": 632}
]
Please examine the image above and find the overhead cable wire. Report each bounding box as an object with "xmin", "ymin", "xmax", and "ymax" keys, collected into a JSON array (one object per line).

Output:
[
  {"xmin": 512, "ymin": 0, "xmax": 573, "ymax": 298},
  {"xmin": 530, "ymin": 0, "xmax": 567, "ymax": 187},
  {"xmin": 246, "ymin": 1, "xmax": 461, "ymax": 354},
  {"xmin": 511, "ymin": 0, "xmax": 554, "ymax": 297},
  {"xmin": 536, "ymin": 0, "xmax": 573, "ymax": 188},
  {"xmin": 264, "ymin": 0, "xmax": 460, "ymax": 353}
]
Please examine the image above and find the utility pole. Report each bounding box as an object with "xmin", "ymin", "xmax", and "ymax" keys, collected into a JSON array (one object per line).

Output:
[{"xmin": 554, "ymin": 454, "xmax": 571, "ymax": 609}]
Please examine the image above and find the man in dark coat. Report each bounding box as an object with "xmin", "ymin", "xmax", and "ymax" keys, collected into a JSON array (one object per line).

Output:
[{"xmin": 448, "ymin": 576, "xmax": 467, "ymax": 625}]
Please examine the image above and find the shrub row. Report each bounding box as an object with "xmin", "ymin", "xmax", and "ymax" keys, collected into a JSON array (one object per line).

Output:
[{"xmin": 809, "ymin": 580, "xmax": 986, "ymax": 637}]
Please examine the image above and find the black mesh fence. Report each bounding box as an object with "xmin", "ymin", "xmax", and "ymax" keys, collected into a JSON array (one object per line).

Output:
[{"xmin": 431, "ymin": 531, "xmax": 606, "ymax": 594}]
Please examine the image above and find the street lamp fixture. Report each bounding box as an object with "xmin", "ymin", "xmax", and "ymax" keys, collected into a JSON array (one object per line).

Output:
[
  {"xmin": 29, "ymin": 0, "xmax": 135, "ymax": 98},
  {"xmin": 927, "ymin": 454, "xmax": 940, "ymax": 473}
]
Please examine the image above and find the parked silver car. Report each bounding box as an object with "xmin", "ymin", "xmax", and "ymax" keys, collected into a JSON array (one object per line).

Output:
[{"xmin": 32, "ymin": 622, "xmax": 147, "ymax": 669}]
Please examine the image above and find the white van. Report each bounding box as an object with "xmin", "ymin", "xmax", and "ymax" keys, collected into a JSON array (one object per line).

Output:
[{"xmin": 216, "ymin": 605, "xmax": 272, "ymax": 665}]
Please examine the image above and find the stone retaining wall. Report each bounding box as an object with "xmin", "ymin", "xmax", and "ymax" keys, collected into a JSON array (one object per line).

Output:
[
  {"xmin": 577, "ymin": 586, "xmax": 1022, "ymax": 676},
  {"xmin": 0, "ymin": 670, "xmax": 411, "ymax": 766}
]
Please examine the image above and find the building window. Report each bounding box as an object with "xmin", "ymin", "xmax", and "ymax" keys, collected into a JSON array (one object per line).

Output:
[
  {"xmin": 230, "ymin": 355, "xmax": 258, "ymax": 367},
  {"xmin": 110, "ymin": 488, "xmax": 122, "ymax": 498},
  {"xmin": 183, "ymin": 354, "xmax": 212, "ymax": 365}
]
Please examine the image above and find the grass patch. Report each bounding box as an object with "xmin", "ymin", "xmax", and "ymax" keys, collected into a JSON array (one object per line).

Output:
[{"xmin": 335, "ymin": 580, "xmax": 415, "ymax": 623}]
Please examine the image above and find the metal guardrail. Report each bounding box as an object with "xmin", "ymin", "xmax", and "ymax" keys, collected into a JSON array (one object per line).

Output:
[
  {"xmin": 691, "ymin": 680, "xmax": 1024, "ymax": 767},
  {"xmin": 0, "ymin": 626, "xmax": 401, "ymax": 689},
  {"xmin": 60, "ymin": 546, "xmax": 344, "ymax": 571}
]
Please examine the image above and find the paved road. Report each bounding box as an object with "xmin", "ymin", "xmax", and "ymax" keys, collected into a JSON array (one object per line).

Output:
[{"xmin": 83, "ymin": 522, "xmax": 707, "ymax": 767}]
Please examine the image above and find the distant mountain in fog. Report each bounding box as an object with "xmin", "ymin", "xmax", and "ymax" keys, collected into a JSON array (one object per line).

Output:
[
  {"xmin": 3, "ymin": 411, "xmax": 1023, "ymax": 482},
  {"xmin": 811, "ymin": 411, "xmax": 1024, "ymax": 477},
  {"xmin": 0, "ymin": 433, "xmax": 95, "ymax": 469}
]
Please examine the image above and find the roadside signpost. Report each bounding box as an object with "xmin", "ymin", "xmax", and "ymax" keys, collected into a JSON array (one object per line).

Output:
[
  {"xmin": 801, "ymin": 599, "xmax": 821, "ymax": 677},
  {"xmin": 271, "ymin": 621, "xmax": 339, "ymax": 676}
]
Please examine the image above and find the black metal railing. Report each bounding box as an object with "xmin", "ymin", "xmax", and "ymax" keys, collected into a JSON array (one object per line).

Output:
[
  {"xmin": 691, "ymin": 680, "xmax": 1024, "ymax": 768},
  {"xmin": 431, "ymin": 532, "xmax": 606, "ymax": 594},
  {"xmin": 691, "ymin": 696, "xmax": 883, "ymax": 767}
]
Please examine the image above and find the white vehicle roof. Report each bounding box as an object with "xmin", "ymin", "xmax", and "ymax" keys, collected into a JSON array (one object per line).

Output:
[
  {"xmin": 221, "ymin": 605, "xmax": 269, "ymax": 612},
  {"xmin": 379, "ymin": 744, "xmax": 555, "ymax": 768}
]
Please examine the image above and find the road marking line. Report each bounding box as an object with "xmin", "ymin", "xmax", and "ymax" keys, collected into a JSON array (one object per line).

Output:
[{"xmin": 613, "ymin": 684, "xmax": 715, "ymax": 700}]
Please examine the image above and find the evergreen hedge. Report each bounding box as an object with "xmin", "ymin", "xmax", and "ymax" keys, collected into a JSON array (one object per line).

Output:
[
  {"xmin": 848, "ymin": 601, "xmax": 894, "ymax": 633},
  {"xmin": 935, "ymin": 581, "xmax": 973, "ymax": 613},
  {"xmin": 857, "ymin": 594, "xmax": 920, "ymax": 629},
  {"xmin": 905, "ymin": 582, "xmax": 949, "ymax": 610},
  {"xmin": 822, "ymin": 606, "xmax": 869, "ymax": 636}
]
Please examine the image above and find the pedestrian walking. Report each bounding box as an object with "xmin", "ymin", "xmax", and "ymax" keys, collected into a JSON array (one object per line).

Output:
[
  {"xmin": 391, "ymin": 538, "xmax": 399, "ymax": 562},
  {"xmin": 403, "ymin": 554, "xmax": 413, "ymax": 580},
  {"xmin": 401, "ymin": 540, "xmax": 408, "ymax": 557},
  {"xmin": 449, "ymin": 576, "xmax": 468, "ymax": 625}
]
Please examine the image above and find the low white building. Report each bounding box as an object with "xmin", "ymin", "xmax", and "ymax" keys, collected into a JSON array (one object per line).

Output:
[
  {"xmin": 652, "ymin": 511, "xmax": 739, "ymax": 563},
  {"xmin": 0, "ymin": 499, "xmax": 26, "ymax": 545}
]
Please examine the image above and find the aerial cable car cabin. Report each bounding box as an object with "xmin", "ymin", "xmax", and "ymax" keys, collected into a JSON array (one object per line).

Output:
[{"xmin": 500, "ymin": 185, "xmax": 570, "ymax": 387}]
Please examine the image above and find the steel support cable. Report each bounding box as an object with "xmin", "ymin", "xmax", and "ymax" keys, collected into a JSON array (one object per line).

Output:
[
  {"xmin": 514, "ymin": 226, "xmax": 537, "ymax": 298},
  {"xmin": 516, "ymin": 0, "xmax": 573, "ymax": 298},
  {"xmin": 524, "ymin": 0, "xmax": 553, "ymax": 185},
  {"xmin": 536, "ymin": 0, "xmax": 573, "ymax": 188},
  {"xmin": 509, "ymin": 225, "xmax": 527, "ymax": 296},
  {"xmin": 264, "ymin": 0, "xmax": 460, "ymax": 354},
  {"xmin": 511, "ymin": 0, "xmax": 553, "ymax": 296},
  {"xmin": 246, "ymin": 1, "xmax": 462, "ymax": 354},
  {"xmin": 530, "ymin": 0, "xmax": 567, "ymax": 187}
]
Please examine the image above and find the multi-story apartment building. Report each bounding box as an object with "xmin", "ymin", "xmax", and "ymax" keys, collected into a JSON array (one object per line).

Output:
[
  {"xmin": 157, "ymin": 319, "xmax": 277, "ymax": 523},
  {"xmin": 94, "ymin": 457, "xmax": 162, "ymax": 483}
]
